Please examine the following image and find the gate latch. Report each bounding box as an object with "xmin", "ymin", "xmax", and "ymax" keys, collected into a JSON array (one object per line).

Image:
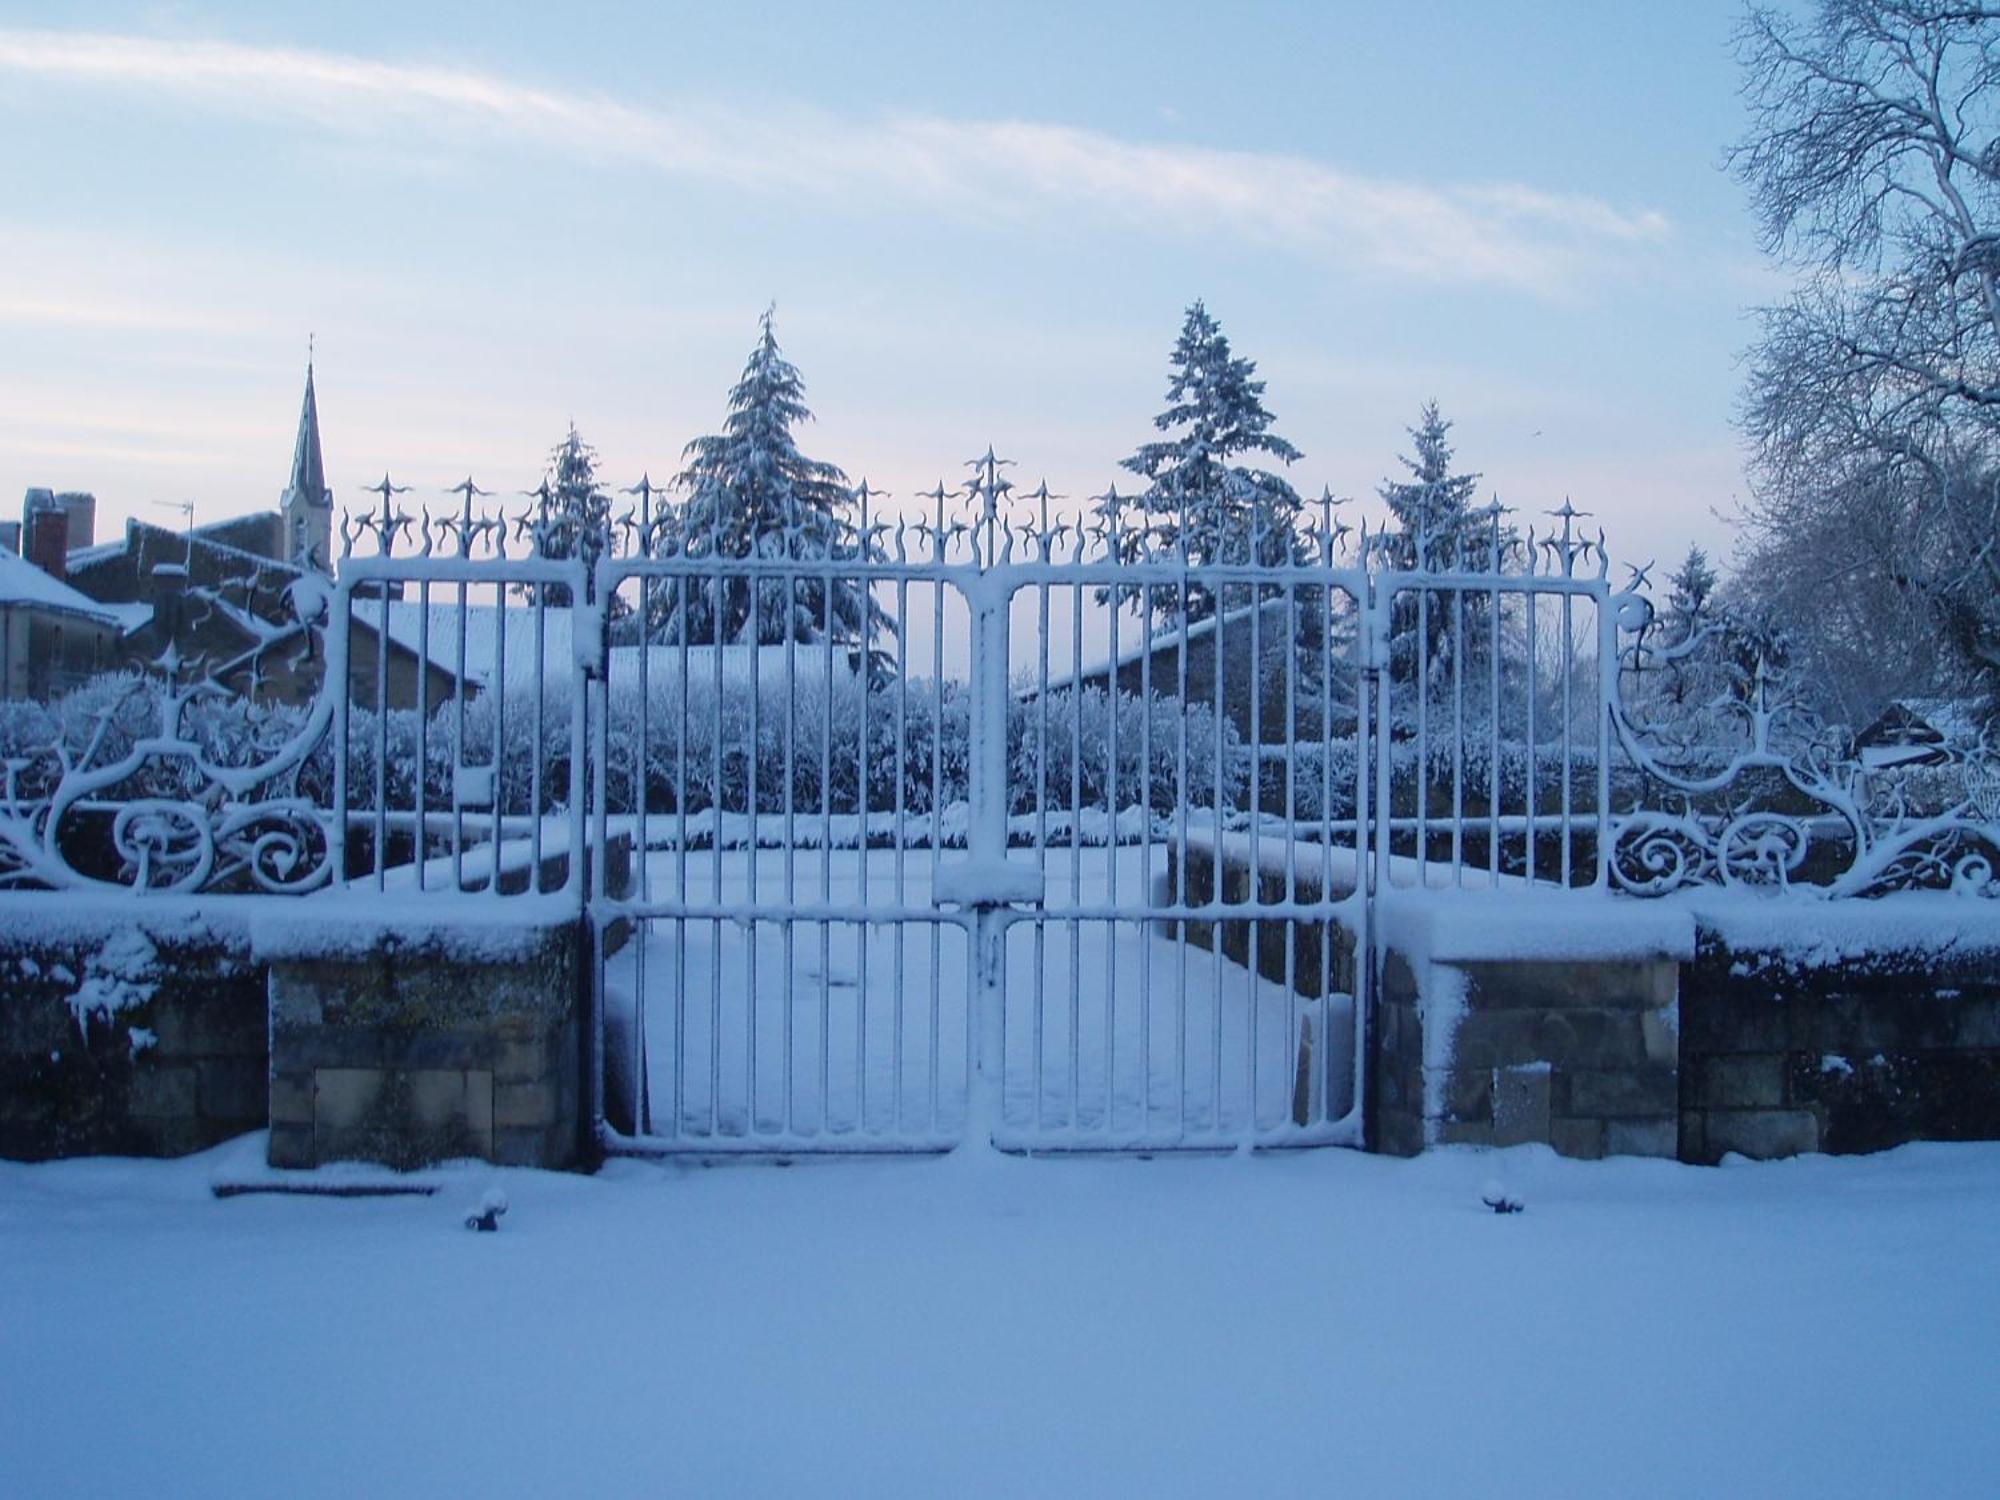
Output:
[{"xmin": 933, "ymin": 858, "xmax": 1044, "ymax": 909}]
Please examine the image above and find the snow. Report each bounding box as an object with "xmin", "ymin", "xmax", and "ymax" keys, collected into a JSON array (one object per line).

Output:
[
  {"xmin": 0, "ymin": 543, "xmax": 127, "ymax": 626},
  {"xmin": 246, "ymin": 891, "xmax": 579, "ymax": 963},
  {"xmin": 371, "ymin": 600, "xmax": 575, "ymax": 694},
  {"xmin": 62, "ymin": 927, "xmax": 160, "ymax": 1037},
  {"xmin": 1, "ymin": 1136, "xmax": 1995, "ymax": 1498},
  {"xmin": 1688, "ymin": 889, "xmax": 2000, "ymax": 967},
  {"xmin": 1380, "ymin": 889, "xmax": 1697, "ymax": 965},
  {"xmin": 96, "ymin": 599, "xmax": 154, "ymax": 635},
  {"xmin": 0, "ymin": 892, "xmax": 257, "ymax": 947}
]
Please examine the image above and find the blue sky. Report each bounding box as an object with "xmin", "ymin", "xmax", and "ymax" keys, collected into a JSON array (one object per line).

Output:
[{"xmin": 0, "ymin": 1, "xmax": 1772, "ymax": 573}]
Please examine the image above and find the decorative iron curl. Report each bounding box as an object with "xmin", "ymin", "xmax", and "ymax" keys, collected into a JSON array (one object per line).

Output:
[
  {"xmin": 111, "ymin": 799, "xmax": 213, "ymax": 892},
  {"xmin": 217, "ymin": 801, "xmax": 335, "ymax": 894},
  {"xmin": 1608, "ymin": 812, "xmax": 1714, "ymax": 896}
]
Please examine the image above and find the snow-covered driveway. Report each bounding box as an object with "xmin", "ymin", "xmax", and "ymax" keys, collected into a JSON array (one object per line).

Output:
[{"xmin": 3, "ymin": 1138, "xmax": 1995, "ymax": 1497}]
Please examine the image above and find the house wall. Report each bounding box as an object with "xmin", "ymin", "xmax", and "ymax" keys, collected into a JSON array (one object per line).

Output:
[
  {"xmin": 0, "ymin": 607, "xmax": 118, "ymax": 700},
  {"xmin": 342, "ymin": 618, "xmax": 473, "ymax": 712},
  {"xmin": 1102, "ymin": 604, "xmax": 1311, "ymax": 745}
]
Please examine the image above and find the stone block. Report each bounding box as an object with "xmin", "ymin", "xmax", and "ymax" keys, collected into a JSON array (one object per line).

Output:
[
  {"xmin": 269, "ymin": 1069, "xmax": 315, "ymax": 1127},
  {"xmin": 493, "ymin": 1124, "xmax": 559, "ymax": 1169},
  {"xmin": 1678, "ymin": 1110, "xmax": 1706, "ymax": 1164},
  {"xmin": 494, "ymin": 1079, "xmax": 557, "ymax": 1129},
  {"xmin": 1371, "ymin": 1108, "xmax": 1424, "ymax": 1158},
  {"xmin": 128, "ymin": 1063, "xmax": 197, "ymax": 1120},
  {"xmin": 493, "ymin": 1033, "xmax": 549, "ymax": 1084},
  {"xmin": 1948, "ymin": 1000, "xmax": 2000, "ymax": 1049},
  {"xmin": 267, "ymin": 1120, "xmax": 315, "ymax": 1169},
  {"xmin": 1492, "ymin": 1065, "xmax": 1552, "ymax": 1147},
  {"xmin": 1640, "ymin": 1010, "xmax": 1678, "ymax": 1065},
  {"xmin": 273, "ymin": 1025, "xmax": 385, "ymax": 1071},
  {"xmin": 1808, "ymin": 994, "xmax": 1955, "ymax": 1053},
  {"xmin": 149, "ymin": 987, "xmax": 265, "ymax": 1060},
  {"xmin": 1431, "ymin": 1065, "xmax": 1492, "ymax": 1125},
  {"xmin": 1550, "ymin": 1116, "xmax": 1605, "ymax": 1160},
  {"xmin": 1382, "ymin": 951, "xmax": 1418, "ymax": 1005},
  {"xmin": 1604, "ymin": 1118, "xmax": 1678, "ymax": 1158},
  {"xmin": 390, "ymin": 1027, "xmax": 498, "ymax": 1072},
  {"xmin": 1706, "ymin": 1108, "xmax": 1820, "ymax": 1160},
  {"xmin": 1563, "ymin": 1066, "xmax": 1677, "ymax": 1119},
  {"xmin": 197, "ymin": 1057, "xmax": 266, "ymax": 1124},
  {"xmin": 1462, "ymin": 958, "xmax": 1674, "ymax": 1013},
  {"xmin": 1704, "ymin": 1054, "xmax": 1787, "ymax": 1110},
  {"xmin": 313, "ymin": 1068, "xmax": 385, "ymax": 1133},
  {"xmin": 135, "ymin": 1116, "xmax": 210, "ymax": 1157},
  {"xmin": 0, "ymin": 989, "xmax": 77, "ymax": 1057},
  {"xmin": 312, "ymin": 1067, "xmax": 494, "ymax": 1168},
  {"xmin": 1678, "ymin": 980, "xmax": 1790, "ymax": 1052},
  {"xmin": 407, "ymin": 1068, "xmax": 493, "ymax": 1151},
  {"xmin": 1452, "ymin": 1009, "xmax": 1648, "ymax": 1073},
  {"xmin": 1449, "ymin": 1008, "xmax": 1550, "ymax": 1071}
]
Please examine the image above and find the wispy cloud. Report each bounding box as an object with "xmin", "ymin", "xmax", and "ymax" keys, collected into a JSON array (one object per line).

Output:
[{"xmin": 0, "ymin": 29, "xmax": 1668, "ymax": 293}]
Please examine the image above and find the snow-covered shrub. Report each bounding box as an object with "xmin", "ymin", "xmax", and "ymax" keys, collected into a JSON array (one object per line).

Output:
[{"xmin": 1013, "ymin": 687, "xmax": 1245, "ymax": 815}]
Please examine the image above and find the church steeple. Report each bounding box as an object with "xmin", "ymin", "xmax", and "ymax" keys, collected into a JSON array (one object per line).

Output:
[{"xmin": 281, "ymin": 350, "xmax": 332, "ymax": 572}]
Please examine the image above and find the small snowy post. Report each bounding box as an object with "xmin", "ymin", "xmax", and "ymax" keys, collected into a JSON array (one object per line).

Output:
[{"xmin": 962, "ymin": 450, "xmax": 1014, "ymax": 1151}]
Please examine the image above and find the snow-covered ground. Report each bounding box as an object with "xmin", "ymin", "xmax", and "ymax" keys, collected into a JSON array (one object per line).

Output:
[{"xmin": 3, "ymin": 1137, "xmax": 1995, "ymax": 1498}]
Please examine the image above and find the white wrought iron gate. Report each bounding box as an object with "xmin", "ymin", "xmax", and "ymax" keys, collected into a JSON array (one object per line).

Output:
[{"xmin": 588, "ymin": 467, "xmax": 1377, "ymax": 1158}]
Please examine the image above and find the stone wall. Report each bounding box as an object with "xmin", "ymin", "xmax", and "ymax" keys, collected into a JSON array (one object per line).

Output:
[
  {"xmin": 1368, "ymin": 909, "xmax": 1688, "ymax": 1160},
  {"xmin": 1679, "ymin": 920, "xmax": 2000, "ymax": 1163},
  {"xmin": 1, "ymin": 891, "xmax": 591, "ymax": 1172},
  {"xmin": 0, "ymin": 899, "xmax": 265, "ymax": 1160},
  {"xmin": 259, "ymin": 901, "xmax": 585, "ymax": 1171},
  {"xmin": 1370, "ymin": 948, "xmax": 1427, "ymax": 1156},
  {"xmin": 1168, "ymin": 836, "xmax": 1355, "ymax": 1000}
]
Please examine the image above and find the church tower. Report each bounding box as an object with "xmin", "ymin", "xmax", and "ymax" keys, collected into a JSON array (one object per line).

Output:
[{"xmin": 281, "ymin": 358, "xmax": 333, "ymax": 572}]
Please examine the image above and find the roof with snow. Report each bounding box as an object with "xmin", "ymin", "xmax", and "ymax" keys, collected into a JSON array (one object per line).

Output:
[
  {"xmin": 374, "ymin": 602, "xmax": 577, "ymax": 693},
  {"xmin": 1028, "ymin": 595, "xmax": 1294, "ymax": 696},
  {"xmin": 0, "ymin": 545, "xmax": 126, "ymax": 627},
  {"xmin": 374, "ymin": 601, "xmax": 861, "ymax": 695},
  {"xmin": 1858, "ymin": 697, "xmax": 1986, "ymax": 749}
]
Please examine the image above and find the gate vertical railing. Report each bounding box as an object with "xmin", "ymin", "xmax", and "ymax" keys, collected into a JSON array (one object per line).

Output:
[{"xmin": 584, "ymin": 457, "xmax": 1383, "ymax": 1158}]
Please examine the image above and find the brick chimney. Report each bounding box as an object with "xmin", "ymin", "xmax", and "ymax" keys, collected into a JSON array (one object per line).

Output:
[{"xmin": 23, "ymin": 490, "xmax": 68, "ymax": 581}]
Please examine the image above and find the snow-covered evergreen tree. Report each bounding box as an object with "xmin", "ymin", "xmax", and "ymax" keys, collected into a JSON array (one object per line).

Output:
[
  {"xmin": 1380, "ymin": 402, "xmax": 1481, "ymax": 568},
  {"xmin": 1097, "ymin": 302, "xmax": 1305, "ymax": 625},
  {"xmin": 1665, "ymin": 545, "xmax": 1717, "ymax": 642},
  {"xmin": 522, "ymin": 424, "xmax": 614, "ymax": 606},
  {"xmin": 654, "ymin": 311, "xmax": 891, "ymax": 658},
  {"xmin": 1377, "ymin": 403, "xmax": 1506, "ymax": 692}
]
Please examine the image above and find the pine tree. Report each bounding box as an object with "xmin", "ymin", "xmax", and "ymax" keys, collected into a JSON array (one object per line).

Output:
[
  {"xmin": 1379, "ymin": 402, "xmax": 1481, "ymax": 568},
  {"xmin": 521, "ymin": 424, "xmax": 614, "ymax": 606},
  {"xmin": 1098, "ymin": 302, "xmax": 1305, "ymax": 625},
  {"xmin": 1665, "ymin": 545, "xmax": 1717, "ymax": 642},
  {"xmin": 1377, "ymin": 403, "xmax": 1504, "ymax": 691},
  {"xmin": 1657, "ymin": 545, "xmax": 1723, "ymax": 712},
  {"xmin": 654, "ymin": 310, "xmax": 891, "ymax": 658}
]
